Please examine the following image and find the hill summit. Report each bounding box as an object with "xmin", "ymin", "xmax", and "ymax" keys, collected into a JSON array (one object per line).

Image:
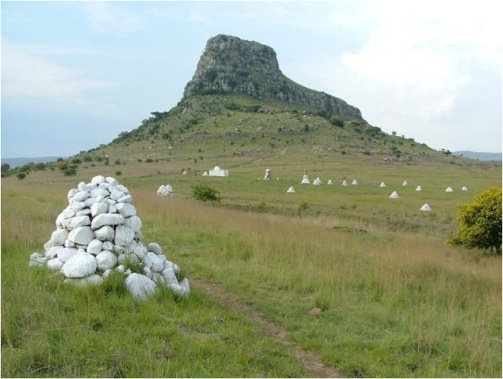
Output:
[{"xmin": 183, "ymin": 34, "xmax": 363, "ymax": 119}]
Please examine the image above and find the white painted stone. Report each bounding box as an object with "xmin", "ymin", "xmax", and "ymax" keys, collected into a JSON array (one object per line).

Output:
[
  {"xmin": 132, "ymin": 243, "xmax": 147, "ymax": 260},
  {"xmin": 61, "ymin": 252, "xmax": 97, "ymax": 278},
  {"xmin": 91, "ymin": 213, "xmax": 125, "ymax": 229},
  {"xmin": 147, "ymin": 242, "xmax": 163, "ymax": 255},
  {"xmin": 117, "ymin": 184, "xmax": 129, "ymax": 193},
  {"xmin": 145, "ymin": 252, "xmax": 165, "ymax": 272},
  {"xmin": 169, "ymin": 278, "xmax": 190, "ymax": 297},
  {"xmin": 110, "ymin": 190, "xmax": 125, "ymax": 201},
  {"xmin": 68, "ymin": 226, "xmax": 94, "ymax": 245},
  {"xmin": 124, "ymin": 216, "xmax": 142, "ymax": 233},
  {"xmin": 180, "ymin": 277, "xmax": 191, "ymax": 295},
  {"xmin": 94, "ymin": 226, "xmax": 115, "ymax": 241},
  {"xmin": 68, "ymin": 188, "xmax": 78, "ymax": 199},
  {"xmin": 115, "ymin": 203, "xmax": 136, "ymax": 218},
  {"xmin": 106, "ymin": 176, "xmax": 119, "ymax": 186},
  {"xmin": 108, "ymin": 205, "xmax": 117, "ymax": 214},
  {"xmin": 125, "ymin": 273, "xmax": 157, "ymax": 300},
  {"xmin": 114, "ymin": 225, "xmax": 135, "ymax": 246},
  {"xmin": 90, "ymin": 202, "xmax": 108, "ymax": 217},
  {"xmin": 87, "ymin": 239, "xmax": 103, "ymax": 255},
  {"xmin": 151, "ymin": 273, "xmax": 165, "ymax": 285},
  {"xmin": 90, "ymin": 188, "xmax": 110, "ymax": 198},
  {"xmin": 47, "ymin": 258, "xmax": 64, "ymax": 271},
  {"xmin": 69, "ymin": 201, "xmax": 87, "ymax": 212},
  {"xmin": 29, "ymin": 252, "xmax": 48, "ymax": 266},
  {"xmin": 64, "ymin": 274, "xmax": 104, "ymax": 287},
  {"xmin": 143, "ymin": 266, "xmax": 152, "ymax": 278},
  {"xmin": 118, "ymin": 252, "xmax": 139, "ymax": 265},
  {"xmin": 77, "ymin": 182, "xmax": 90, "ymax": 191},
  {"xmin": 76, "ymin": 209, "xmax": 91, "ymax": 216},
  {"xmin": 46, "ymin": 246, "xmax": 63, "ymax": 259},
  {"xmin": 96, "ymin": 250, "xmax": 118, "ymax": 271},
  {"xmin": 102, "ymin": 241, "xmax": 114, "ymax": 251},
  {"xmin": 98, "ymin": 182, "xmax": 111, "ymax": 190},
  {"xmin": 56, "ymin": 208, "xmax": 75, "ymax": 227},
  {"xmin": 64, "ymin": 240, "xmax": 76, "ymax": 248},
  {"xmin": 57, "ymin": 247, "xmax": 78, "ymax": 262},
  {"xmin": 91, "ymin": 175, "xmax": 106, "ymax": 185},
  {"xmin": 162, "ymin": 267, "xmax": 178, "ymax": 286},
  {"xmin": 62, "ymin": 215, "xmax": 91, "ymax": 230},
  {"xmin": 118, "ymin": 195, "xmax": 133, "ymax": 203},
  {"xmin": 73, "ymin": 190, "xmax": 89, "ymax": 202},
  {"xmin": 50, "ymin": 228, "xmax": 69, "ymax": 246},
  {"xmin": 115, "ymin": 245, "xmax": 126, "ymax": 255}
]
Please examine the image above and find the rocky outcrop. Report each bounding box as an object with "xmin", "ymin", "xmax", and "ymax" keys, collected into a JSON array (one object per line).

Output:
[
  {"xmin": 29, "ymin": 175, "xmax": 190, "ymax": 300},
  {"xmin": 183, "ymin": 34, "xmax": 363, "ymax": 119}
]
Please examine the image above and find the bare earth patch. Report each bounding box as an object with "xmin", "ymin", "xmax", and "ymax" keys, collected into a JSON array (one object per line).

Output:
[{"xmin": 192, "ymin": 278, "xmax": 343, "ymax": 378}]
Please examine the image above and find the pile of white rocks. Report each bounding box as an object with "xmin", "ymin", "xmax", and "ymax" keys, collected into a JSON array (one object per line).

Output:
[
  {"xmin": 29, "ymin": 175, "xmax": 189, "ymax": 300},
  {"xmin": 157, "ymin": 184, "xmax": 173, "ymax": 196}
]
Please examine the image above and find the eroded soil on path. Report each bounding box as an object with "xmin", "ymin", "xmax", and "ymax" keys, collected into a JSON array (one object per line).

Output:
[{"xmin": 192, "ymin": 277, "xmax": 343, "ymax": 378}]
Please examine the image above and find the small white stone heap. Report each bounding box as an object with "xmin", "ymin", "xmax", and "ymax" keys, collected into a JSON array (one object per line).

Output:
[
  {"xmin": 157, "ymin": 184, "xmax": 173, "ymax": 196},
  {"xmin": 29, "ymin": 175, "xmax": 189, "ymax": 300}
]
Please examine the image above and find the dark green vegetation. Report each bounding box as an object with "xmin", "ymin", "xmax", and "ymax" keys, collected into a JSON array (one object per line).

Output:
[{"xmin": 449, "ymin": 187, "xmax": 502, "ymax": 253}]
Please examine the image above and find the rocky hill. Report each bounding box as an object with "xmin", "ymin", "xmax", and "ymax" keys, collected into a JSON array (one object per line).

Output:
[{"xmin": 183, "ymin": 34, "xmax": 362, "ymax": 119}]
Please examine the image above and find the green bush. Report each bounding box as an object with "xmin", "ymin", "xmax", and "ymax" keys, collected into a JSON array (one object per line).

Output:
[
  {"xmin": 191, "ymin": 184, "xmax": 221, "ymax": 203},
  {"xmin": 448, "ymin": 187, "xmax": 502, "ymax": 254},
  {"xmin": 16, "ymin": 172, "xmax": 27, "ymax": 180}
]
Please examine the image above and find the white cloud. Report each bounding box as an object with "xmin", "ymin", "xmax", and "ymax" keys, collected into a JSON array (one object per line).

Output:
[
  {"xmin": 2, "ymin": 43, "xmax": 114, "ymax": 99},
  {"xmin": 84, "ymin": 2, "xmax": 142, "ymax": 36}
]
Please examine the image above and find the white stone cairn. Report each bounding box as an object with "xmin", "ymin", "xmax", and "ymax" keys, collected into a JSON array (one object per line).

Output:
[
  {"xmin": 420, "ymin": 204, "xmax": 432, "ymax": 212},
  {"xmin": 29, "ymin": 175, "xmax": 190, "ymax": 300},
  {"xmin": 389, "ymin": 191, "xmax": 400, "ymax": 199},
  {"xmin": 157, "ymin": 184, "xmax": 173, "ymax": 196}
]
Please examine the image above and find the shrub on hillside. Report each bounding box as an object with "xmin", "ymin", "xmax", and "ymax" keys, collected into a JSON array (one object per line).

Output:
[
  {"xmin": 192, "ymin": 184, "xmax": 221, "ymax": 203},
  {"xmin": 448, "ymin": 187, "xmax": 502, "ymax": 254}
]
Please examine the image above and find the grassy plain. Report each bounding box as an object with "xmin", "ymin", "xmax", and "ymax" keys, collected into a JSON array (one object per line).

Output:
[{"xmin": 2, "ymin": 151, "xmax": 501, "ymax": 377}]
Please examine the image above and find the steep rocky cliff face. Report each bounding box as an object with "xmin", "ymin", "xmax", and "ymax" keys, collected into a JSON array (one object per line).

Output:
[{"xmin": 183, "ymin": 34, "xmax": 363, "ymax": 119}]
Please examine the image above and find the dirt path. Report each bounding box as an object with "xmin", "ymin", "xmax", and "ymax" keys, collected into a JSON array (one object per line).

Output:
[{"xmin": 192, "ymin": 278, "xmax": 343, "ymax": 378}]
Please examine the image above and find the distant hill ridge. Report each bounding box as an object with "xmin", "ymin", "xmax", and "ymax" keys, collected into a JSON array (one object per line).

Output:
[
  {"xmin": 183, "ymin": 34, "xmax": 363, "ymax": 119},
  {"xmin": 453, "ymin": 151, "xmax": 502, "ymax": 161},
  {"xmin": 1, "ymin": 156, "xmax": 65, "ymax": 168}
]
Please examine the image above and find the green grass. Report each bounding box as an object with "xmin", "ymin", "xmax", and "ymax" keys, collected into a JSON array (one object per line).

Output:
[{"xmin": 2, "ymin": 92, "xmax": 501, "ymax": 377}]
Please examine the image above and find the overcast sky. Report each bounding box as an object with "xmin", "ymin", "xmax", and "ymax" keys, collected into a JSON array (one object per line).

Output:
[{"xmin": 1, "ymin": 0, "xmax": 502, "ymax": 158}]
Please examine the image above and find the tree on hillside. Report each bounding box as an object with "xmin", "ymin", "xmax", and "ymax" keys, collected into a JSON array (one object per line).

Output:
[{"xmin": 448, "ymin": 187, "xmax": 502, "ymax": 254}]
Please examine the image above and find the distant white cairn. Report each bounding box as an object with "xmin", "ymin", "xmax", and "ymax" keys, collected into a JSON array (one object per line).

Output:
[
  {"xmin": 420, "ymin": 203, "xmax": 432, "ymax": 212},
  {"xmin": 389, "ymin": 191, "xmax": 400, "ymax": 199},
  {"xmin": 157, "ymin": 184, "xmax": 173, "ymax": 196},
  {"xmin": 287, "ymin": 186, "xmax": 295, "ymax": 193}
]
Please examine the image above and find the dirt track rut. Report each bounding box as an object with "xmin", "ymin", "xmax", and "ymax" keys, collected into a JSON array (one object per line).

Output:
[{"xmin": 192, "ymin": 278, "xmax": 343, "ymax": 378}]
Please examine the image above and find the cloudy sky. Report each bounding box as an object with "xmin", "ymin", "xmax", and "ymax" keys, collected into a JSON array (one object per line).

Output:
[{"xmin": 2, "ymin": 0, "xmax": 501, "ymax": 158}]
